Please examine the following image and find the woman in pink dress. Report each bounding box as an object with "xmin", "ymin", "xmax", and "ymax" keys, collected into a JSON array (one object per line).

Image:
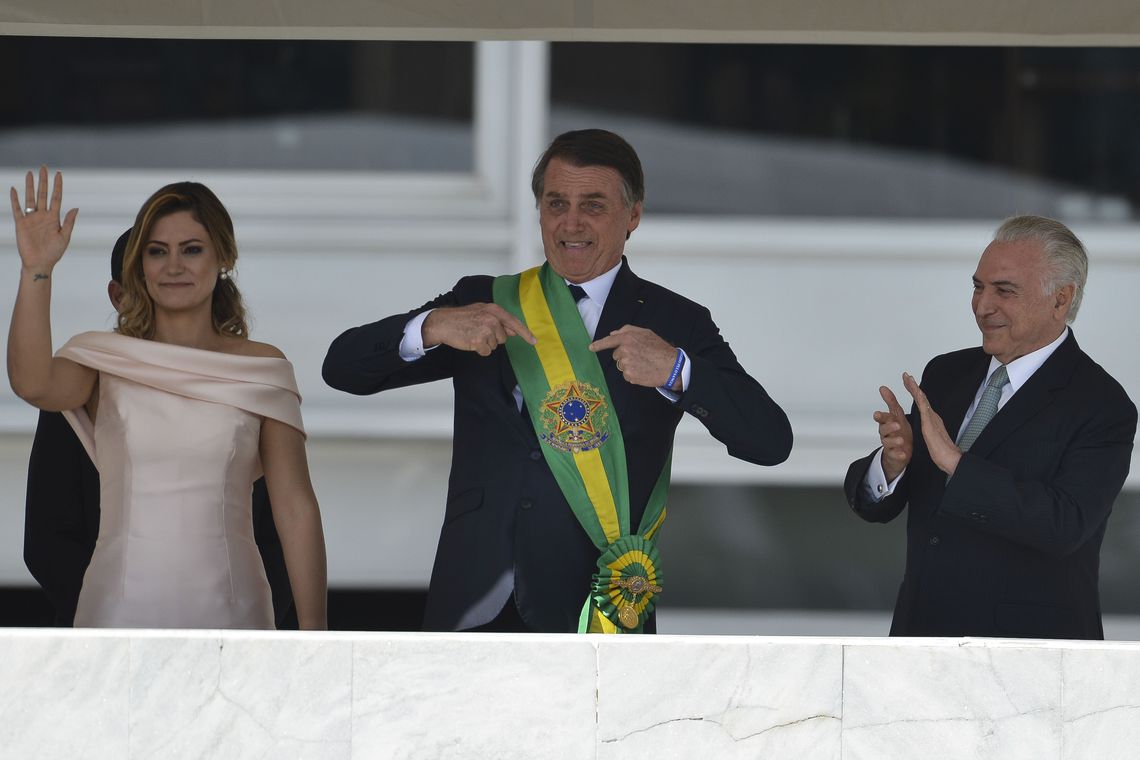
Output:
[{"xmin": 8, "ymin": 167, "xmax": 327, "ymax": 630}]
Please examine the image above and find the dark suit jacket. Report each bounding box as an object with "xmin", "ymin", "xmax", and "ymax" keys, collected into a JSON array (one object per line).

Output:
[
  {"xmin": 24, "ymin": 410, "xmax": 295, "ymax": 628},
  {"xmin": 844, "ymin": 332, "xmax": 1136, "ymax": 639},
  {"xmin": 323, "ymin": 258, "xmax": 792, "ymax": 632}
]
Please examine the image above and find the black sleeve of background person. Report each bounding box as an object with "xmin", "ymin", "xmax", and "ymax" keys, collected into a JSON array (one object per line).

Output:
[
  {"xmin": 23, "ymin": 411, "xmax": 100, "ymax": 626},
  {"xmin": 252, "ymin": 477, "xmax": 296, "ymax": 628}
]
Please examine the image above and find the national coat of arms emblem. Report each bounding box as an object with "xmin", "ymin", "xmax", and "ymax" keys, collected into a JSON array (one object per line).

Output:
[{"xmin": 538, "ymin": 381, "xmax": 610, "ymax": 454}]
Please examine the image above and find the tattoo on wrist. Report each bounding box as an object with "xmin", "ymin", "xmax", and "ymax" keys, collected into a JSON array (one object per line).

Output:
[{"xmin": 32, "ymin": 273, "xmax": 49, "ymax": 281}]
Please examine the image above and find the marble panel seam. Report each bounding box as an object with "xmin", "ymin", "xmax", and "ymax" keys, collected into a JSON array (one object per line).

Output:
[
  {"xmin": 984, "ymin": 649, "xmax": 1057, "ymax": 719},
  {"xmin": 127, "ymin": 635, "xmax": 136, "ymax": 753},
  {"xmin": 593, "ymin": 640, "xmax": 601, "ymax": 760},
  {"xmin": 840, "ymin": 642, "xmax": 847, "ymax": 760},
  {"xmin": 349, "ymin": 639, "xmax": 357, "ymax": 758},
  {"xmin": 1064, "ymin": 703, "xmax": 1140, "ymax": 723},
  {"xmin": 598, "ymin": 713, "xmax": 839, "ymax": 745},
  {"xmin": 1059, "ymin": 649, "xmax": 1065, "ymax": 760},
  {"xmin": 845, "ymin": 706, "xmax": 1056, "ymax": 733},
  {"xmin": 214, "ymin": 640, "xmax": 277, "ymax": 743}
]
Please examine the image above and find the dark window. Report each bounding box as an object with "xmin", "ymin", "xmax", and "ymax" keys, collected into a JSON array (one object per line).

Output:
[
  {"xmin": 551, "ymin": 44, "xmax": 1140, "ymax": 220},
  {"xmin": 0, "ymin": 38, "xmax": 474, "ymax": 171}
]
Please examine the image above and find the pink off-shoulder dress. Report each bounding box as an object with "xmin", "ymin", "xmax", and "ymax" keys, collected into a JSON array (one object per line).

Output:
[{"xmin": 56, "ymin": 331, "xmax": 304, "ymax": 629}]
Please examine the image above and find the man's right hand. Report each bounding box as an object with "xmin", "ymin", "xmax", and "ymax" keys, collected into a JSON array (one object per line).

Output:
[
  {"xmin": 874, "ymin": 385, "xmax": 913, "ymax": 482},
  {"xmin": 421, "ymin": 303, "xmax": 537, "ymax": 357}
]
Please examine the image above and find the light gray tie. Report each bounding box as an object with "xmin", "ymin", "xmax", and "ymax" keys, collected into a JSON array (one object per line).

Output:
[{"xmin": 957, "ymin": 365, "xmax": 1009, "ymax": 452}]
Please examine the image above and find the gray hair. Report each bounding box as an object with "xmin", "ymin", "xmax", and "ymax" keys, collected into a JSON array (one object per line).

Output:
[{"xmin": 993, "ymin": 214, "xmax": 1088, "ymax": 323}]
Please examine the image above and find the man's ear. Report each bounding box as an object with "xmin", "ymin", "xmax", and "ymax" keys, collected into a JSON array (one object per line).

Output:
[
  {"xmin": 625, "ymin": 201, "xmax": 643, "ymax": 240},
  {"xmin": 1054, "ymin": 283, "xmax": 1074, "ymax": 317}
]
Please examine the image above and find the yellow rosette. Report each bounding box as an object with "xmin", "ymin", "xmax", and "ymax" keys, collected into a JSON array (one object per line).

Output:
[{"xmin": 590, "ymin": 534, "xmax": 663, "ymax": 633}]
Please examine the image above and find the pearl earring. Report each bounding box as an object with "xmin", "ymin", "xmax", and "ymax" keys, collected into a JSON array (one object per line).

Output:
[{"xmin": 219, "ymin": 269, "xmax": 230, "ymax": 280}]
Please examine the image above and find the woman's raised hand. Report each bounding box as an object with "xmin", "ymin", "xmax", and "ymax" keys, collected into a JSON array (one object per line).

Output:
[
  {"xmin": 7, "ymin": 166, "xmax": 95, "ymax": 411},
  {"xmin": 10, "ymin": 166, "xmax": 79, "ymax": 276}
]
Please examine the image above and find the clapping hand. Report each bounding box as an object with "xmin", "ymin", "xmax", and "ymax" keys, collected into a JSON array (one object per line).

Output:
[
  {"xmin": 874, "ymin": 384, "xmax": 914, "ymax": 481},
  {"xmin": 902, "ymin": 372, "xmax": 961, "ymax": 476},
  {"xmin": 10, "ymin": 166, "xmax": 78, "ymax": 277}
]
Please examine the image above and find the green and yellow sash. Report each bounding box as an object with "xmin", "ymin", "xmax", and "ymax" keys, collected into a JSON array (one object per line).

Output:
[{"xmin": 493, "ymin": 263, "xmax": 671, "ymax": 633}]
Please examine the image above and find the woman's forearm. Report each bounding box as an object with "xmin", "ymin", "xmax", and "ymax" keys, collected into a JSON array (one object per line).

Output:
[{"xmin": 275, "ymin": 498, "xmax": 328, "ymax": 630}]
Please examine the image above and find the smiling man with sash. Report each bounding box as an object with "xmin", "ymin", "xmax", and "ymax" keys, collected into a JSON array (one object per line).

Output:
[{"xmin": 324, "ymin": 129, "xmax": 793, "ymax": 633}]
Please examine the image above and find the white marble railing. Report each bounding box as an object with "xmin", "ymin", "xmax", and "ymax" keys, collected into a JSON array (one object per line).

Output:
[{"xmin": 2, "ymin": 629, "xmax": 1138, "ymax": 759}]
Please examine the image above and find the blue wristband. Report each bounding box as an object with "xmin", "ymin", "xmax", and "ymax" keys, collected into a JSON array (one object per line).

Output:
[{"xmin": 663, "ymin": 348, "xmax": 685, "ymax": 391}]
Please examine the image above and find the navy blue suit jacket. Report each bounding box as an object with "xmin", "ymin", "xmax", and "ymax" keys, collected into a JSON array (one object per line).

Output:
[
  {"xmin": 845, "ymin": 332, "xmax": 1136, "ymax": 639},
  {"xmin": 323, "ymin": 259, "xmax": 792, "ymax": 632}
]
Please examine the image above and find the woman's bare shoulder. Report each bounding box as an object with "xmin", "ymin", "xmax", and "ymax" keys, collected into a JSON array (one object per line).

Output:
[{"xmin": 220, "ymin": 336, "xmax": 287, "ymax": 360}]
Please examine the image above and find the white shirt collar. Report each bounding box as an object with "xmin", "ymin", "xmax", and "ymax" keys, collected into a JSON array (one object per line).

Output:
[
  {"xmin": 565, "ymin": 260, "xmax": 622, "ymax": 307},
  {"xmin": 986, "ymin": 327, "xmax": 1069, "ymax": 392}
]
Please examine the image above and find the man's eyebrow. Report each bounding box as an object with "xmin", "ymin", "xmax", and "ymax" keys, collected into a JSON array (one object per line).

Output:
[
  {"xmin": 974, "ymin": 276, "xmax": 1020, "ymax": 289},
  {"xmin": 543, "ymin": 190, "xmax": 611, "ymax": 200}
]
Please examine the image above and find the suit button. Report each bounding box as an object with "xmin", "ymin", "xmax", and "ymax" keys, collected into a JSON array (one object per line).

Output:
[
  {"xmin": 691, "ymin": 405, "xmax": 709, "ymax": 418},
  {"xmin": 520, "ymin": 499, "xmax": 533, "ymax": 510},
  {"xmin": 929, "ymin": 535, "xmax": 940, "ymax": 546},
  {"xmin": 529, "ymin": 449, "xmax": 542, "ymax": 461}
]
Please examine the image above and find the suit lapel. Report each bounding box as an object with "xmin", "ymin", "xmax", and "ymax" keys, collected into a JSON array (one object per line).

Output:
[
  {"xmin": 967, "ymin": 332, "xmax": 1079, "ymax": 459},
  {"xmin": 595, "ymin": 258, "xmax": 647, "ymax": 397},
  {"xmin": 595, "ymin": 258, "xmax": 645, "ymax": 340}
]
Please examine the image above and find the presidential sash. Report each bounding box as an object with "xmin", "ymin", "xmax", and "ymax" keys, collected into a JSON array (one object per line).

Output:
[{"xmin": 493, "ymin": 264, "xmax": 670, "ymax": 633}]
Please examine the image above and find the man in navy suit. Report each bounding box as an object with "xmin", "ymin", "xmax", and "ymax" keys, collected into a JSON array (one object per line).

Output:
[
  {"xmin": 324, "ymin": 129, "xmax": 792, "ymax": 633},
  {"xmin": 845, "ymin": 215, "xmax": 1136, "ymax": 639},
  {"xmin": 23, "ymin": 229, "xmax": 294, "ymax": 627}
]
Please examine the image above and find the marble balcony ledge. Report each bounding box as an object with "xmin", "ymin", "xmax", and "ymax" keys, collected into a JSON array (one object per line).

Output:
[{"xmin": 2, "ymin": 628, "xmax": 1138, "ymax": 760}]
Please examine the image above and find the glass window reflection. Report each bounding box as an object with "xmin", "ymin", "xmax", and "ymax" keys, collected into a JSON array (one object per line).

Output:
[
  {"xmin": 0, "ymin": 38, "xmax": 474, "ymax": 172},
  {"xmin": 551, "ymin": 44, "xmax": 1139, "ymax": 220}
]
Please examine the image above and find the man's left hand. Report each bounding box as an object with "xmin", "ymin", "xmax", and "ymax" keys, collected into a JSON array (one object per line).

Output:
[
  {"xmin": 902, "ymin": 371, "xmax": 961, "ymax": 476},
  {"xmin": 589, "ymin": 325, "xmax": 679, "ymax": 390}
]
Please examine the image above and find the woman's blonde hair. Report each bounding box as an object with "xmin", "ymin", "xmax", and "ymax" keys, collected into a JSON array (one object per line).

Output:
[{"xmin": 117, "ymin": 182, "xmax": 248, "ymax": 339}]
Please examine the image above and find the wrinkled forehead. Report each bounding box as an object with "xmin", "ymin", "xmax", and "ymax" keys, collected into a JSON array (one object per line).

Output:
[{"xmin": 974, "ymin": 238, "xmax": 1047, "ymax": 283}]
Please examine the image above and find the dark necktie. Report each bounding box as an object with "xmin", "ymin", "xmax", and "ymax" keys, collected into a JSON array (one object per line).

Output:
[{"xmin": 957, "ymin": 365, "xmax": 1009, "ymax": 452}]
